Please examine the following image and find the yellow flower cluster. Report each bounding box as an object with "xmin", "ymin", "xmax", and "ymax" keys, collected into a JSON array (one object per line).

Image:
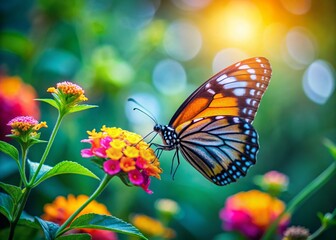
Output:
[
  {"xmin": 47, "ymin": 81, "xmax": 88, "ymax": 102},
  {"xmin": 86, "ymin": 126, "xmax": 162, "ymax": 179},
  {"xmin": 131, "ymin": 214, "xmax": 175, "ymax": 239},
  {"xmin": 7, "ymin": 116, "xmax": 47, "ymax": 136}
]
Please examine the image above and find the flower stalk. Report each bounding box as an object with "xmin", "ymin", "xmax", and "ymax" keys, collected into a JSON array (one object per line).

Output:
[{"xmin": 55, "ymin": 174, "xmax": 113, "ymax": 237}]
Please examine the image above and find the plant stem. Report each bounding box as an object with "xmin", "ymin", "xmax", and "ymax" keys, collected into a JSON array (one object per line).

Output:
[
  {"xmin": 8, "ymin": 112, "xmax": 64, "ymax": 239},
  {"xmin": 8, "ymin": 187, "xmax": 31, "ymax": 240},
  {"xmin": 308, "ymin": 208, "xmax": 336, "ymax": 240},
  {"xmin": 20, "ymin": 144, "xmax": 29, "ymax": 186},
  {"xmin": 56, "ymin": 174, "xmax": 112, "ymax": 237},
  {"xmin": 262, "ymin": 162, "xmax": 336, "ymax": 240},
  {"xmin": 29, "ymin": 112, "xmax": 64, "ymax": 185}
]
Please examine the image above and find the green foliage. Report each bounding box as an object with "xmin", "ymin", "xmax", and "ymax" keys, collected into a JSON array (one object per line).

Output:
[
  {"xmin": 28, "ymin": 160, "xmax": 99, "ymax": 187},
  {"xmin": 0, "ymin": 192, "xmax": 14, "ymax": 221},
  {"xmin": 68, "ymin": 214, "xmax": 147, "ymax": 240},
  {"xmin": 0, "ymin": 182, "xmax": 22, "ymax": 204},
  {"xmin": 0, "ymin": 141, "xmax": 19, "ymax": 163}
]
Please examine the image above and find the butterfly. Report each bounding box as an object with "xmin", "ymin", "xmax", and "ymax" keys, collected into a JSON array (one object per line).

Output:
[{"xmin": 147, "ymin": 57, "xmax": 272, "ymax": 186}]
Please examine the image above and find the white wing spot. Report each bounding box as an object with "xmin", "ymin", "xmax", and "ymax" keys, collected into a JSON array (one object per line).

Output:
[
  {"xmin": 223, "ymin": 81, "xmax": 247, "ymax": 89},
  {"xmin": 205, "ymin": 82, "xmax": 211, "ymax": 88},
  {"xmin": 233, "ymin": 88, "xmax": 246, "ymax": 96},
  {"xmin": 207, "ymin": 88, "xmax": 215, "ymax": 95},
  {"xmin": 247, "ymin": 69, "xmax": 256, "ymax": 74},
  {"xmin": 216, "ymin": 74, "xmax": 227, "ymax": 82},
  {"xmin": 239, "ymin": 64, "xmax": 249, "ymax": 70},
  {"xmin": 217, "ymin": 77, "xmax": 237, "ymax": 85},
  {"xmin": 250, "ymin": 89, "xmax": 256, "ymax": 96},
  {"xmin": 235, "ymin": 62, "xmax": 241, "ymax": 67},
  {"xmin": 246, "ymin": 98, "xmax": 251, "ymax": 104},
  {"xmin": 193, "ymin": 118, "xmax": 203, "ymax": 122},
  {"xmin": 256, "ymin": 82, "xmax": 260, "ymax": 88},
  {"xmin": 250, "ymin": 75, "xmax": 257, "ymax": 80},
  {"xmin": 256, "ymin": 58, "xmax": 261, "ymax": 63},
  {"xmin": 215, "ymin": 116, "xmax": 224, "ymax": 120},
  {"xmin": 248, "ymin": 109, "xmax": 253, "ymax": 115}
]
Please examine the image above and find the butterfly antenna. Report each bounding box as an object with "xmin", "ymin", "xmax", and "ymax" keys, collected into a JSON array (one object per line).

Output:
[{"xmin": 128, "ymin": 98, "xmax": 158, "ymax": 124}]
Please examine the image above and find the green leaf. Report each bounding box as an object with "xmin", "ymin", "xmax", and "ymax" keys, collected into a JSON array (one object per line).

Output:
[
  {"xmin": 35, "ymin": 98, "xmax": 60, "ymax": 110},
  {"xmin": 0, "ymin": 192, "xmax": 14, "ymax": 221},
  {"xmin": 35, "ymin": 217, "xmax": 59, "ymax": 240},
  {"xmin": 18, "ymin": 217, "xmax": 41, "ymax": 230},
  {"xmin": 0, "ymin": 182, "xmax": 22, "ymax": 203},
  {"xmin": 324, "ymin": 139, "xmax": 336, "ymax": 160},
  {"xmin": 56, "ymin": 233, "xmax": 91, "ymax": 240},
  {"xmin": 69, "ymin": 214, "xmax": 147, "ymax": 240},
  {"xmin": 28, "ymin": 159, "xmax": 52, "ymax": 183},
  {"xmin": 30, "ymin": 160, "xmax": 99, "ymax": 187},
  {"xmin": 0, "ymin": 140, "xmax": 19, "ymax": 162},
  {"xmin": 68, "ymin": 104, "xmax": 98, "ymax": 113}
]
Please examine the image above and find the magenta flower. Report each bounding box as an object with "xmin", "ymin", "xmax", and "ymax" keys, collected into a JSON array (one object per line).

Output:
[
  {"xmin": 128, "ymin": 169, "xmax": 144, "ymax": 185},
  {"xmin": 103, "ymin": 160, "xmax": 121, "ymax": 175}
]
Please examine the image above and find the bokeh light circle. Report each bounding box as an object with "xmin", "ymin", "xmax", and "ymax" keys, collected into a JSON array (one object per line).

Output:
[
  {"xmin": 303, "ymin": 60, "xmax": 335, "ymax": 104},
  {"xmin": 125, "ymin": 92, "xmax": 160, "ymax": 135},
  {"xmin": 171, "ymin": 0, "xmax": 212, "ymax": 11},
  {"xmin": 153, "ymin": 59, "xmax": 187, "ymax": 95},
  {"xmin": 164, "ymin": 20, "xmax": 202, "ymax": 61},
  {"xmin": 212, "ymin": 48, "xmax": 248, "ymax": 73},
  {"xmin": 285, "ymin": 27, "xmax": 316, "ymax": 68},
  {"xmin": 280, "ymin": 0, "xmax": 311, "ymax": 15}
]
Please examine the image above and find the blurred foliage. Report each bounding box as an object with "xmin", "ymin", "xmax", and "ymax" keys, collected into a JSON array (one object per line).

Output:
[{"xmin": 0, "ymin": 0, "xmax": 336, "ymax": 239}]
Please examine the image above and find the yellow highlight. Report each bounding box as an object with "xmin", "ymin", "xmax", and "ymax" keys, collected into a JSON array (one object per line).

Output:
[{"xmin": 210, "ymin": 97, "xmax": 237, "ymax": 108}]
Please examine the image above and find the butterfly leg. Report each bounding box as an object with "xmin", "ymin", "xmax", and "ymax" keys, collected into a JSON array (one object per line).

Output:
[{"xmin": 171, "ymin": 149, "xmax": 180, "ymax": 180}]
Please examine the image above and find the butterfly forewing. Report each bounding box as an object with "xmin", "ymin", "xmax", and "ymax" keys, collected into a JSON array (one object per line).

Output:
[
  {"xmin": 169, "ymin": 57, "xmax": 271, "ymax": 128},
  {"xmin": 177, "ymin": 116, "xmax": 259, "ymax": 186}
]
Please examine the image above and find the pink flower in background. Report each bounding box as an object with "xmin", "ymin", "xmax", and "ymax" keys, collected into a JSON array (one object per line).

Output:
[
  {"xmin": 220, "ymin": 190, "xmax": 290, "ymax": 240},
  {"xmin": 0, "ymin": 75, "xmax": 40, "ymax": 140}
]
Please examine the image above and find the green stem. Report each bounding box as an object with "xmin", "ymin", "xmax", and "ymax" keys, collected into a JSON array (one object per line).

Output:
[
  {"xmin": 8, "ymin": 187, "xmax": 32, "ymax": 240},
  {"xmin": 20, "ymin": 144, "xmax": 29, "ymax": 186},
  {"xmin": 308, "ymin": 208, "xmax": 336, "ymax": 240},
  {"xmin": 29, "ymin": 112, "xmax": 64, "ymax": 185},
  {"xmin": 55, "ymin": 174, "xmax": 112, "ymax": 238},
  {"xmin": 262, "ymin": 162, "xmax": 336, "ymax": 240}
]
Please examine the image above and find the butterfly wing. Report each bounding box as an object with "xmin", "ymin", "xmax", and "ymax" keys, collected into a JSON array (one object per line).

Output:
[
  {"xmin": 177, "ymin": 115, "xmax": 258, "ymax": 186},
  {"xmin": 169, "ymin": 57, "xmax": 271, "ymax": 128}
]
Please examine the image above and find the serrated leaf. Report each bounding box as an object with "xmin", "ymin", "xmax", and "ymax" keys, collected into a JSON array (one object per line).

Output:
[
  {"xmin": 56, "ymin": 233, "xmax": 91, "ymax": 240},
  {"xmin": 68, "ymin": 104, "xmax": 98, "ymax": 113},
  {"xmin": 0, "ymin": 141, "xmax": 19, "ymax": 162},
  {"xmin": 35, "ymin": 217, "xmax": 59, "ymax": 240},
  {"xmin": 69, "ymin": 214, "xmax": 147, "ymax": 240},
  {"xmin": 35, "ymin": 98, "xmax": 60, "ymax": 110},
  {"xmin": 31, "ymin": 160, "xmax": 99, "ymax": 187},
  {"xmin": 0, "ymin": 182, "xmax": 22, "ymax": 203},
  {"xmin": 0, "ymin": 192, "xmax": 14, "ymax": 221}
]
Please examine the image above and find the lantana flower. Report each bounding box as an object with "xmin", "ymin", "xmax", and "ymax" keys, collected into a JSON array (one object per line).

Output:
[
  {"xmin": 7, "ymin": 116, "xmax": 47, "ymax": 146},
  {"xmin": 0, "ymin": 75, "xmax": 40, "ymax": 141},
  {"xmin": 81, "ymin": 126, "xmax": 162, "ymax": 194},
  {"xmin": 42, "ymin": 194, "xmax": 117, "ymax": 240},
  {"xmin": 220, "ymin": 190, "xmax": 290, "ymax": 240},
  {"xmin": 46, "ymin": 81, "xmax": 91, "ymax": 115},
  {"xmin": 255, "ymin": 171, "xmax": 289, "ymax": 197},
  {"xmin": 131, "ymin": 214, "xmax": 175, "ymax": 239}
]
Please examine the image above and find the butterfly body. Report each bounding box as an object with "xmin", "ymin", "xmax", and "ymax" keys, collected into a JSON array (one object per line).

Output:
[{"xmin": 153, "ymin": 57, "xmax": 272, "ymax": 186}]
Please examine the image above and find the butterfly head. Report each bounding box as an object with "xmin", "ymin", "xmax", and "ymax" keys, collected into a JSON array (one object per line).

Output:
[{"xmin": 154, "ymin": 124, "xmax": 178, "ymax": 149}]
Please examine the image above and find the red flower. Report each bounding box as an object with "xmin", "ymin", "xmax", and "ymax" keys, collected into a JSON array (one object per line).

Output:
[{"xmin": 0, "ymin": 75, "xmax": 40, "ymax": 141}]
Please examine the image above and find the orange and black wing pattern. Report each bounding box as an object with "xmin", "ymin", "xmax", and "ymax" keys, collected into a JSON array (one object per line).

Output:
[
  {"xmin": 177, "ymin": 116, "xmax": 258, "ymax": 186},
  {"xmin": 169, "ymin": 57, "xmax": 272, "ymax": 129}
]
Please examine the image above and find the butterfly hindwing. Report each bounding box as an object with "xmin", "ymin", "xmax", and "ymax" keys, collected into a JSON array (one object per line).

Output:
[
  {"xmin": 177, "ymin": 116, "xmax": 259, "ymax": 186},
  {"xmin": 169, "ymin": 57, "xmax": 271, "ymax": 127}
]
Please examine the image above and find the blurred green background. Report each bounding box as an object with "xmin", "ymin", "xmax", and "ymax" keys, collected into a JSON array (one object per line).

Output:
[{"xmin": 1, "ymin": 0, "xmax": 335, "ymax": 239}]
